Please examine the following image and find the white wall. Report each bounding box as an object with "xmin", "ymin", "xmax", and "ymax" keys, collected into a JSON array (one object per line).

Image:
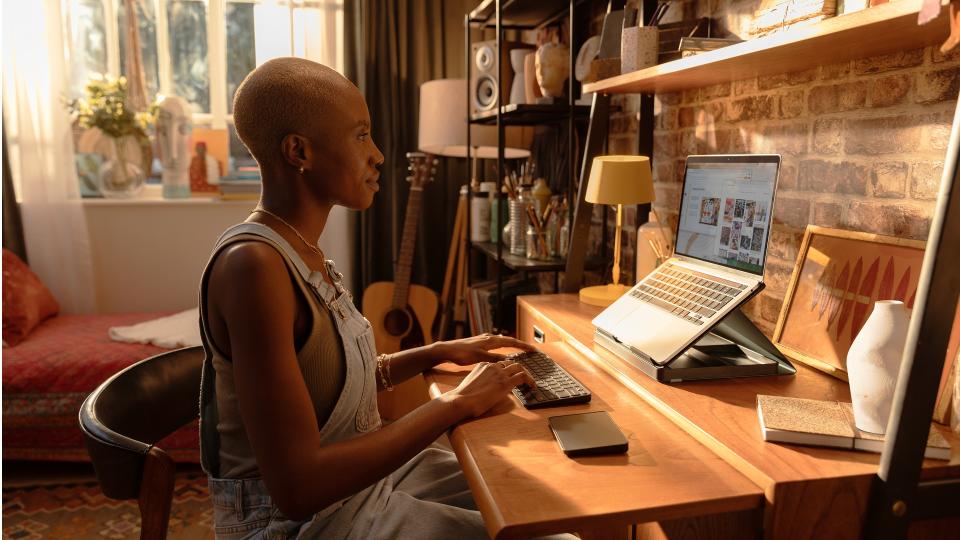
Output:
[{"xmin": 84, "ymin": 189, "xmax": 356, "ymax": 313}]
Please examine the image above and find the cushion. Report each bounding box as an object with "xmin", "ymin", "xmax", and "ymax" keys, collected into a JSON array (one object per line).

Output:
[{"xmin": 2, "ymin": 249, "xmax": 60, "ymax": 346}]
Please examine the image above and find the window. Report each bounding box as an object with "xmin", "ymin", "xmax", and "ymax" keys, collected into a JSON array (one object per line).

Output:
[{"xmin": 63, "ymin": 0, "xmax": 344, "ymax": 173}]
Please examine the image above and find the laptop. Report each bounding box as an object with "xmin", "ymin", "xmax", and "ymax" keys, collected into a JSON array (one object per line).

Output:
[{"xmin": 593, "ymin": 154, "xmax": 794, "ymax": 381}]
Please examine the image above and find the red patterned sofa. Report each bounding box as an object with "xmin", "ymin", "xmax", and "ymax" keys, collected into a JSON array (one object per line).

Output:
[
  {"xmin": 2, "ymin": 250, "xmax": 200, "ymax": 462},
  {"xmin": 2, "ymin": 313, "xmax": 202, "ymax": 462}
]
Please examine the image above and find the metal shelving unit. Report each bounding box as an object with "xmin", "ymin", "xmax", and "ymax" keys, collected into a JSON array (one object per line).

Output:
[{"xmin": 465, "ymin": 0, "xmax": 587, "ymax": 333}]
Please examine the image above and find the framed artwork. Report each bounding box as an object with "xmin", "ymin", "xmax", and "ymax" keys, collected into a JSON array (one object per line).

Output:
[
  {"xmin": 772, "ymin": 226, "xmax": 926, "ymax": 381},
  {"xmin": 189, "ymin": 128, "xmax": 228, "ymax": 194}
]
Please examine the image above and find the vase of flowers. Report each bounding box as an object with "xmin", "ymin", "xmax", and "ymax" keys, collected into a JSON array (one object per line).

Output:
[{"xmin": 67, "ymin": 76, "xmax": 153, "ymax": 198}]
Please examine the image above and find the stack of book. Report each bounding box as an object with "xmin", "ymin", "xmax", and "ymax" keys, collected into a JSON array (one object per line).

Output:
[
  {"xmin": 679, "ymin": 37, "xmax": 743, "ymax": 58},
  {"xmin": 220, "ymin": 166, "xmax": 261, "ymax": 200},
  {"xmin": 467, "ymin": 277, "xmax": 539, "ymax": 335},
  {"xmin": 756, "ymin": 395, "xmax": 951, "ymax": 459},
  {"xmin": 750, "ymin": 0, "xmax": 836, "ymax": 36}
]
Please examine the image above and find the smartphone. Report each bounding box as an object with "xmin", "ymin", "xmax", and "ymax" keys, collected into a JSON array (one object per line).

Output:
[{"xmin": 548, "ymin": 411, "xmax": 628, "ymax": 457}]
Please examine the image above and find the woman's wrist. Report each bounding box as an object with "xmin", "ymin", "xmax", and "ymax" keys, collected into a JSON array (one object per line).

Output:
[
  {"xmin": 418, "ymin": 341, "xmax": 449, "ymax": 369},
  {"xmin": 437, "ymin": 391, "xmax": 472, "ymax": 423}
]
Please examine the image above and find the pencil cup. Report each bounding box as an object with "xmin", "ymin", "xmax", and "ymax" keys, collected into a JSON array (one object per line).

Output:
[{"xmin": 621, "ymin": 26, "xmax": 659, "ymax": 74}]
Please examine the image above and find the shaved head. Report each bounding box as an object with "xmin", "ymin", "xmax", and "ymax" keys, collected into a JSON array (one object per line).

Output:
[{"xmin": 233, "ymin": 57, "xmax": 359, "ymax": 168}]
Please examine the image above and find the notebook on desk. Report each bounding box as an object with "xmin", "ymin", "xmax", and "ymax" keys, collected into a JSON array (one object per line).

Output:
[{"xmin": 593, "ymin": 154, "xmax": 796, "ymax": 382}]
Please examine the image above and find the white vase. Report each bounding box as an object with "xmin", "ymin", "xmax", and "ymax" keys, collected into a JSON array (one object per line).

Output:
[
  {"xmin": 509, "ymin": 48, "xmax": 533, "ymax": 105},
  {"xmin": 846, "ymin": 300, "xmax": 910, "ymax": 434}
]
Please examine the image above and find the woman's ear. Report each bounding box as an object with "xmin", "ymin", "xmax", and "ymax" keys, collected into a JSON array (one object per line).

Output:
[{"xmin": 280, "ymin": 133, "xmax": 312, "ymax": 171}]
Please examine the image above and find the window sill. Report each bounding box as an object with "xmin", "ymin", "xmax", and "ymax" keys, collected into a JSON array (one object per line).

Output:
[{"xmin": 80, "ymin": 184, "xmax": 257, "ymax": 206}]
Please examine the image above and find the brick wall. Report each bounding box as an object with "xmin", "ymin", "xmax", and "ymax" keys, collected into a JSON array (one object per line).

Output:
[{"xmin": 594, "ymin": 0, "xmax": 959, "ymax": 335}]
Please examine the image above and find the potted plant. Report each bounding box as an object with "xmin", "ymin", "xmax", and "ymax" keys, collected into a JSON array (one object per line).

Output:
[{"xmin": 67, "ymin": 76, "xmax": 154, "ymax": 198}]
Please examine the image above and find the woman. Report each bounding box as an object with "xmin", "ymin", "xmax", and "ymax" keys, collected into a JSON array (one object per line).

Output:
[{"xmin": 198, "ymin": 57, "xmax": 537, "ymax": 539}]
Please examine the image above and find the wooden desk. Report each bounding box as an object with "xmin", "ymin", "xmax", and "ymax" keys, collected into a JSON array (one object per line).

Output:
[
  {"xmin": 517, "ymin": 294, "xmax": 960, "ymax": 539},
  {"xmin": 425, "ymin": 340, "xmax": 763, "ymax": 539}
]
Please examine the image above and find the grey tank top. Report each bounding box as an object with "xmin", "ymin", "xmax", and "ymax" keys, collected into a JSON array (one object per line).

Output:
[{"xmin": 197, "ymin": 223, "xmax": 348, "ymax": 478}]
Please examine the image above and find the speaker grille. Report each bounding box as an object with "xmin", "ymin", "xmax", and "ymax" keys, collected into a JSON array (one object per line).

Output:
[{"xmin": 474, "ymin": 75, "xmax": 498, "ymax": 111}]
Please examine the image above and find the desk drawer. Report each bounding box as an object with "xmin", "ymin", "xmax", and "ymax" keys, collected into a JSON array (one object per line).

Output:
[{"xmin": 517, "ymin": 301, "xmax": 563, "ymax": 345}]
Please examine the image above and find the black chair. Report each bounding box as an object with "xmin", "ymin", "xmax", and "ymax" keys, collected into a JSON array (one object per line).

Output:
[{"xmin": 79, "ymin": 346, "xmax": 205, "ymax": 540}]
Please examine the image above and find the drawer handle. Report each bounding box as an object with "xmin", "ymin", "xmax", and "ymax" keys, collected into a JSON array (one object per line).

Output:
[{"xmin": 532, "ymin": 325, "xmax": 545, "ymax": 344}]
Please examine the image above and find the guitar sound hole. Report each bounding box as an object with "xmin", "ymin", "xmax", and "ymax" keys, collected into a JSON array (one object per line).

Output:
[{"xmin": 384, "ymin": 309, "xmax": 413, "ymax": 338}]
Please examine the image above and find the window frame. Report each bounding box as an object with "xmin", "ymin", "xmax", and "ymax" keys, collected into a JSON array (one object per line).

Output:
[{"xmin": 94, "ymin": 0, "xmax": 247, "ymax": 129}]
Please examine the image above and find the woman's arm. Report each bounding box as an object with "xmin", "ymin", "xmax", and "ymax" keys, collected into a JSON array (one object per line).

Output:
[
  {"xmin": 380, "ymin": 335, "xmax": 537, "ymax": 390},
  {"xmin": 209, "ymin": 243, "xmax": 533, "ymax": 520}
]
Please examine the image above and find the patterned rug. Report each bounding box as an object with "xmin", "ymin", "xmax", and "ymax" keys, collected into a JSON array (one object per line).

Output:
[{"xmin": 2, "ymin": 471, "xmax": 214, "ymax": 539}]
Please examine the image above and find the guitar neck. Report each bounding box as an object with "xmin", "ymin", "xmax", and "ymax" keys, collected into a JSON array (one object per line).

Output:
[{"xmin": 391, "ymin": 185, "xmax": 423, "ymax": 309}]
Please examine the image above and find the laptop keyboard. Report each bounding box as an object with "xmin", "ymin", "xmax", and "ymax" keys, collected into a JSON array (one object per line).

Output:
[
  {"xmin": 508, "ymin": 351, "xmax": 592, "ymax": 409},
  {"xmin": 630, "ymin": 264, "xmax": 747, "ymax": 326}
]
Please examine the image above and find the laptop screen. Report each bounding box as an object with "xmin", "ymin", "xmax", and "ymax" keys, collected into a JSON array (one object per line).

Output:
[{"xmin": 674, "ymin": 155, "xmax": 780, "ymax": 276}]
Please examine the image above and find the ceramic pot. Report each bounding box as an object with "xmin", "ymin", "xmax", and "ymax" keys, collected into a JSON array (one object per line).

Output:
[
  {"xmin": 846, "ymin": 300, "xmax": 910, "ymax": 434},
  {"xmin": 535, "ymin": 42, "xmax": 570, "ymax": 98}
]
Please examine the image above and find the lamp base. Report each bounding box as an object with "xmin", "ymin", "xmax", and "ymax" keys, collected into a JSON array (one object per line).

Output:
[{"xmin": 579, "ymin": 283, "xmax": 633, "ymax": 307}]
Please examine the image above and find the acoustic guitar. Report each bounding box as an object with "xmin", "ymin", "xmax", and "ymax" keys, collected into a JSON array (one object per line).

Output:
[{"xmin": 362, "ymin": 152, "xmax": 440, "ymax": 419}]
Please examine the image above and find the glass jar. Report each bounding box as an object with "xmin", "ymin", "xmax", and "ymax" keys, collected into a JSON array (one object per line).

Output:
[
  {"xmin": 559, "ymin": 218, "xmax": 570, "ymax": 258},
  {"xmin": 526, "ymin": 225, "xmax": 538, "ymax": 259},
  {"xmin": 508, "ymin": 198, "xmax": 527, "ymax": 255},
  {"xmin": 99, "ymin": 136, "xmax": 146, "ymax": 198}
]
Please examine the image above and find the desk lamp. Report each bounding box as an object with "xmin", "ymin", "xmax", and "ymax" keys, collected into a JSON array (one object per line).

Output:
[{"xmin": 579, "ymin": 155, "xmax": 655, "ymax": 307}]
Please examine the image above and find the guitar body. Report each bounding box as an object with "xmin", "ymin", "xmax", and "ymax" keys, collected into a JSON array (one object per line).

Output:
[
  {"xmin": 363, "ymin": 282, "xmax": 439, "ymax": 420},
  {"xmin": 362, "ymin": 282, "xmax": 439, "ymax": 354}
]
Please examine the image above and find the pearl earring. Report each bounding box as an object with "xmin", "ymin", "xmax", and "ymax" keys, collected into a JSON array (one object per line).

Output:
[{"xmin": 298, "ymin": 166, "xmax": 305, "ymax": 175}]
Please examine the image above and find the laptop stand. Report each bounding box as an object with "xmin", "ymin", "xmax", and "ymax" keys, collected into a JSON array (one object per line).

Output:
[{"xmin": 594, "ymin": 308, "xmax": 796, "ymax": 383}]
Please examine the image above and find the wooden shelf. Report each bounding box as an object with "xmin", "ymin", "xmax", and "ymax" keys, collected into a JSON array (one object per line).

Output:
[
  {"xmin": 468, "ymin": 0, "xmax": 590, "ymax": 28},
  {"xmin": 583, "ymin": 2, "xmax": 951, "ymax": 95},
  {"xmin": 470, "ymin": 103, "xmax": 591, "ymax": 125},
  {"xmin": 472, "ymin": 241, "xmax": 605, "ymax": 272}
]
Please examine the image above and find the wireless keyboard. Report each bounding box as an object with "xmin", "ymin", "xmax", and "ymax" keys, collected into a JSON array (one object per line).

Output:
[{"xmin": 507, "ymin": 351, "xmax": 592, "ymax": 409}]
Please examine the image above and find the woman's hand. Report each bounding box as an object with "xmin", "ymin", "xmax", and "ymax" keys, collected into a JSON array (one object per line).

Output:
[
  {"xmin": 434, "ymin": 333, "xmax": 538, "ymax": 366},
  {"xmin": 446, "ymin": 360, "xmax": 536, "ymax": 418}
]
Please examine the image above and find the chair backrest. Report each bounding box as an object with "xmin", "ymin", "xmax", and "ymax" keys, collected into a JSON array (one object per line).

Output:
[{"xmin": 79, "ymin": 346, "xmax": 204, "ymax": 500}]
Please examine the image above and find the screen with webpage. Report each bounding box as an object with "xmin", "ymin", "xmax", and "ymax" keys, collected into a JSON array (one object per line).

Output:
[{"xmin": 675, "ymin": 160, "xmax": 778, "ymax": 275}]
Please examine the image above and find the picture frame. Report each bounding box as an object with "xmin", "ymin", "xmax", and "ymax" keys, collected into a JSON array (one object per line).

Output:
[{"xmin": 772, "ymin": 225, "xmax": 925, "ymax": 381}]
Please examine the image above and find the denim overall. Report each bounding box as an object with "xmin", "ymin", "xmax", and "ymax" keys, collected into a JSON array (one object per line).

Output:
[{"xmin": 198, "ymin": 223, "xmax": 487, "ymax": 540}]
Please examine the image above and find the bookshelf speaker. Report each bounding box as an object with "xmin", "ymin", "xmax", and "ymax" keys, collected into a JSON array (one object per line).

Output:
[{"xmin": 470, "ymin": 40, "xmax": 526, "ymax": 116}]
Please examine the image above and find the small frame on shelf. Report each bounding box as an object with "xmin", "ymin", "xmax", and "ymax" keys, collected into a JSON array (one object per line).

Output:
[{"xmin": 772, "ymin": 225, "xmax": 925, "ymax": 381}]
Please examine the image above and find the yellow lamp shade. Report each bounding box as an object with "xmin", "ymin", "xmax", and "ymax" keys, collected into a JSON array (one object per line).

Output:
[{"xmin": 585, "ymin": 155, "xmax": 654, "ymax": 205}]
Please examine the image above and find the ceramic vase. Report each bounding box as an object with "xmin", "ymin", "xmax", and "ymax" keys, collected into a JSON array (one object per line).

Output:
[
  {"xmin": 509, "ymin": 48, "xmax": 533, "ymax": 105},
  {"xmin": 846, "ymin": 300, "xmax": 910, "ymax": 434},
  {"xmin": 535, "ymin": 42, "xmax": 570, "ymax": 98}
]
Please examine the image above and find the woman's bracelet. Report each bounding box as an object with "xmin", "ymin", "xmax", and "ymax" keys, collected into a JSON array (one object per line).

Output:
[{"xmin": 376, "ymin": 353, "xmax": 394, "ymax": 392}]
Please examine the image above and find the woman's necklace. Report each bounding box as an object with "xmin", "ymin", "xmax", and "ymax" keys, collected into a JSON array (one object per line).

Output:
[{"xmin": 252, "ymin": 207, "xmax": 325, "ymax": 259}]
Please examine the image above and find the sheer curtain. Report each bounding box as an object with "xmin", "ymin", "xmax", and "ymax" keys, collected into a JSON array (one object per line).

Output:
[{"xmin": 2, "ymin": 0, "xmax": 97, "ymax": 314}]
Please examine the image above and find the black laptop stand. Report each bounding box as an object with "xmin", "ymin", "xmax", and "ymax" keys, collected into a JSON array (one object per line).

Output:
[{"xmin": 594, "ymin": 307, "xmax": 796, "ymax": 383}]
